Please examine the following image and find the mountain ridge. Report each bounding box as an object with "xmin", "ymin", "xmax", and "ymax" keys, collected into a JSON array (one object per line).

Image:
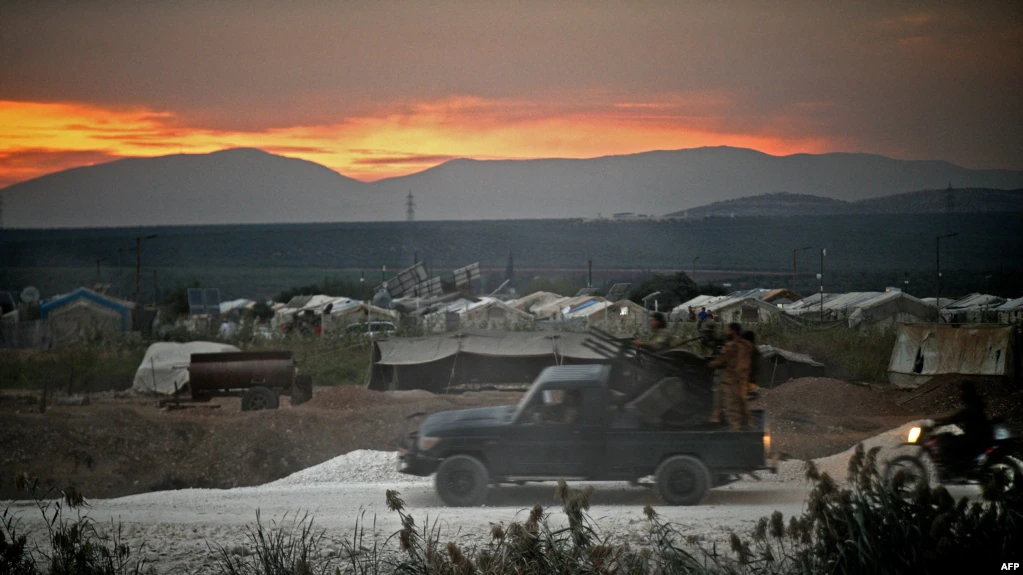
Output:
[{"xmin": 3, "ymin": 146, "xmax": 1023, "ymax": 227}]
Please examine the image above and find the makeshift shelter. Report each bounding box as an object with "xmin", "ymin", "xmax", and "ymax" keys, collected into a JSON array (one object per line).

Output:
[
  {"xmin": 754, "ymin": 345, "xmax": 826, "ymax": 387},
  {"xmin": 996, "ymin": 297, "xmax": 1023, "ymax": 325},
  {"xmin": 887, "ymin": 323, "xmax": 1017, "ymax": 388},
  {"xmin": 762, "ymin": 289, "xmax": 803, "ymax": 305},
  {"xmin": 323, "ymin": 302, "xmax": 399, "ymax": 330},
  {"xmin": 132, "ymin": 341, "xmax": 240, "ymax": 394},
  {"xmin": 509, "ymin": 291, "xmax": 564, "ymax": 313},
  {"xmin": 461, "ymin": 299, "xmax": 535, "ymax": 329},
  {"xmin": 530, "ymin": 295, "xmax": 595, "ymax": 320},
  {"xmin": 562, "ymin": 298, "xmax": 648, "ymax": 330},
  {"xmin": 39, "ymin": 288, "xmax": 134, "ymax": 347},
  {"xmin": 939, "ymin": 294, "xmax": 1006, "ymax": 324},
  {"xmin": 706, "ymin": 296, "xmax": 781, "ymax": 325},
  {"xmin": 369, "ymin": 330, "xmax": 605, "ymax": 392},
  {"xmin": 846, "ymin": 291, "xmax": 936, "ymax": 329}
]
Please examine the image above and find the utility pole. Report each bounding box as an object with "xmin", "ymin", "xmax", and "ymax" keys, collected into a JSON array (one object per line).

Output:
[
  {"xmin": 95, "ymin": 258, "xmax": 107, "ymax": 286},
  {"xmin": 588, "ymin": 258, "xmax": 593, "ymax": 288},
  {"xmin": 152, "ymin": 269, "xmax": 159, "ymax": 306},
  {"xmin": 936, "ymin": 232, "xmax": 958, "ymax": 310},
  {"xmin": 117, "ymin": 248, "xmax": 125, "ymax": 298},
  {"xmin": 692, "ymin": 256, "xmax": 700, "ymax": 285},
  {"xmin": 793, "ymin": 246, "xmax": 813, "ymax": 293}
]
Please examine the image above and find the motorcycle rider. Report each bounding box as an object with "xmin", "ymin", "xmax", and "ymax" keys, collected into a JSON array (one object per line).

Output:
[{"xmin": 931, "ymin": 380, "xmax": 993, "ymax": 479}]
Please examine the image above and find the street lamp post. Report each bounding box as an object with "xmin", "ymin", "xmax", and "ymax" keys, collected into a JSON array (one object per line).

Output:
[
  {"xmin": 793, "ymin": 246, "xmax": 813, "ymax": 293},
  {"xmin": 135, "ymin": 234, "xmax": 158, "ymax": 305},
  {"xmin": 692, "ymin": 256, "xmax": 700, "ymax": 285},
  {"xmin": 936, "ymin": 233, "xmax": 958, "ymax": 309},
  {"xmin": 360, "ymin": 272, "xmax": 365, "ymax": 302}
]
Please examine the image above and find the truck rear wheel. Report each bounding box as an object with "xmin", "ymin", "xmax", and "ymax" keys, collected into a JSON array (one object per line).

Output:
[
  {"xmin": 241, "ymin": 386, "xmax": 279, "ymax": 411},
  {"xmin": 655, "ymin": 455, "xmax": 711, "ymax": 506},
  {"xmin": 435, "ymin": 455, "xmax": 489, "ymax": 507}
]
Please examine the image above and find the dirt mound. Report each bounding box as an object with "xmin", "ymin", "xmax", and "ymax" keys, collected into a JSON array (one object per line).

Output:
[
  {"xmin": 757, "ymin": 377, "xmax": 908, "ymax": 417},
  {"xmin": 0, "ymin": 388, "xmax": 521, "ymax": 500},
  {"xmin": 896, "ymin": 375, "xmax": 1023, "ymax": 430}
]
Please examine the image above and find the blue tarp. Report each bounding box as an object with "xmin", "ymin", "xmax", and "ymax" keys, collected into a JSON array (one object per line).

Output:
[{"xmin": 39, "ymin": 288, "xmax": 133, "ymax": 331}]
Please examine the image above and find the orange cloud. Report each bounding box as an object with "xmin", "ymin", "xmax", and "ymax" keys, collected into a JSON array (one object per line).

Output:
[{"xmin": 0, "ymin": 99, "xmax": 832, "ymax": 187}]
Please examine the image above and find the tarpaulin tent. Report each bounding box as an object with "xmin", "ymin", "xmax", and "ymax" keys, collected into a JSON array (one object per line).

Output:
[
  {"xmin": 754, "ymin": 345, "xmax": 826, "ymax": 387},
  {"xmin": 887, "ymin": 323, "xmax": 1017, "ymax": 388},
  {"xmin": 39, "ymin": 287, "xmax": 134, "ymax": 348},
  {"xmin": 132, "ymin": 341, "xmax": 240, "ymax": 394},
  {"xmin": 847, "ymin": 291, "xmax": 936, "ymax": 329},
  {"xmin": 369, "ymin": 330, "xmax": 605, "ymax": 391}
]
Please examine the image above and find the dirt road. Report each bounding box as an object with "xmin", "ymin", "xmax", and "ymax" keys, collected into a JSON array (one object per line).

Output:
[{"xmin": 5, "ymin": 480, "xmax": 811, "ymax": 574}]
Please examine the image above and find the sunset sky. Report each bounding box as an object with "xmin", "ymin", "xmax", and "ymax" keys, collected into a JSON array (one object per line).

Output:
[{"xmin": 1, "ymin": 1, "xmax": 1020, "ymax": 188}]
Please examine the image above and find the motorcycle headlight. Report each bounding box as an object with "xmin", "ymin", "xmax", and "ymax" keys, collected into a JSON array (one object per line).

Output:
[
  {"xmin": 417, "ymin": 435, "xmax": 440, "ymax": 452},
  {"xmin": 907, "ymin": 427, "xmax": 922, "ymax": 444},
  {"xmin": 994, "ymin": 425, "xmax": 1010, "ymax": 441}
]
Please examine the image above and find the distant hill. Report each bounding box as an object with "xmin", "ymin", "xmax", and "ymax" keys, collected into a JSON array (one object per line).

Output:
[
  {"xmin": 3, "ymin": 146, "xmax": 1023, "ymax": 227},
  {"xmin": 665, "ymin": 188, "xmax": 1023, "ymax": 218}
]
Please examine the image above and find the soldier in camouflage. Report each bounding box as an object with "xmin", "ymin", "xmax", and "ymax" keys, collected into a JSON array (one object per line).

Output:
[{"xmin": 708, "ymin": 322, "xmax": 753, "ymax": 430}]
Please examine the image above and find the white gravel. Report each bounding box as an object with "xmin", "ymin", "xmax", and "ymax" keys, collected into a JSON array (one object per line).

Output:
[
  {"xmin": 266, "ymin": 449, "xmax": 429, "ymax": 487},
  {"xmin": 768, "ymin": 420, "xmax": 956, "ymax": 484}
]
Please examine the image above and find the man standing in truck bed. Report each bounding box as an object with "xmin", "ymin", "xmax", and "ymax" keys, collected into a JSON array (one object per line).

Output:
[{"xmin": 708, "ymin": 322, "xmax": 753, "ymax": 430}]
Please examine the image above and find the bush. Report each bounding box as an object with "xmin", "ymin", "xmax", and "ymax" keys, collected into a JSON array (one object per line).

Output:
[
  {"xmin": 2, "ymin": 476, "xmax": 152, "ymax": 575},
  {"xmin": 204, "ymin": 447, "xmax": 1021, "ymax": 575}
]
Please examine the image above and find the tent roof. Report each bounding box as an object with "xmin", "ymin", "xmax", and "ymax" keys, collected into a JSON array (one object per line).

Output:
[
  {"xmin": 996, "ymin": 296, "xmax": 1023, "ymax": 311},
  {"xmin": 509, "ymin": 291, "xmax": 564, "ymax": 311},
  {"xmin": 39, "ymin": 287, "xmax": 135, "ymax": 316},
  {"xmin": 945, "ymin": 293, "xmax": 1006, "ymax": 310},
  {"xmin": 762, "ymin": 288, "xmax": 803, "ymax": 303},
  {"xmin": 374, "ymin": 330, "xmax": 605, "ymax": 366}
]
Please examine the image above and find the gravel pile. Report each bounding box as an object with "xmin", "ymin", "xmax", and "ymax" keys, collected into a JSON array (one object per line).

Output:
[{"xmin": 267, "ymin": 449, "xmax": 429, "ymax": 486}]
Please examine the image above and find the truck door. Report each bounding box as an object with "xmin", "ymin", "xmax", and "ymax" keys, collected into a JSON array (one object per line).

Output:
[{"xmin": 504, "ymin": 387, "xmax": 604, "ymax": 478}]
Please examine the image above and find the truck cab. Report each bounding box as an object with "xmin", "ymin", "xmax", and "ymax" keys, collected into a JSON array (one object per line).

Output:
[{"xmin": 400, "ymin": 364, "xmax": 772, "ymax": 507}]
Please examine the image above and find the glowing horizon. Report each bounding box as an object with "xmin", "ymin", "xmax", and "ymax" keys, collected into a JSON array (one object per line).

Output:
[{"xmin": 1, "ymin": 98, "xmax": 836, "ymax": 188}]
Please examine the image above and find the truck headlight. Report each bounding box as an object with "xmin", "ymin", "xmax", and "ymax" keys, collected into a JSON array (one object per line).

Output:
[
  {"xmin": 417, "ymin": 435, "xmax": 440, "ymax": 452},
  {"xmin": 907, "ymin": 427, "xmax": 921, "ymax": 444}
]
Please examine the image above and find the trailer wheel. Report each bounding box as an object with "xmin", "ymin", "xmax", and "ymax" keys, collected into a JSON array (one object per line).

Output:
[
  {"xmin": 435, "ymin": 455, "xmax": 489, "ymax": 507},
  {"xmin": 241, "ymin": 386, "xmax": 279, "ymax": 411},
  {"xmin": 655, "ymin": 455, "xmax": 712, "ymax": 506}
]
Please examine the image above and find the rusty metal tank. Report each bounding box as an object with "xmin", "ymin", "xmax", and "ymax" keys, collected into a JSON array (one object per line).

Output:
[{"xmin": 188, "ymin": 351, "xmax": 296, "ymax": 396}]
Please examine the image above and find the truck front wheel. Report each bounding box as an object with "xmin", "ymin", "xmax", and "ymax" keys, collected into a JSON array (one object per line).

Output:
[
  {"xmin": 241, "ymin": 386, "xmax": 279, "ymax": 411},
  {"xmin": 655, "ymin": 455, "xmax": 712, "ymax": 506},
  {"xmin": 435, "ymin": 455, "xmax": 489, "ymax": 507}
]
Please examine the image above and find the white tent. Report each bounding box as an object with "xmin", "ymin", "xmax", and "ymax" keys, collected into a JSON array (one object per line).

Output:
[
  {"xmin": 887, "ymin": 323, "xmax": 1016, "ymax": 388},
  {"xmin": 132, "ymin": 341, "xmax": 239, "ymax": 395}
]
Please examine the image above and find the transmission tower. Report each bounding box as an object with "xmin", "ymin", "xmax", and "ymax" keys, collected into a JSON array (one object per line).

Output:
[
  {"xmin": 0, "ymin": 195, "xmax": 4, "ymax": 229},
  {"xmin": 405, "ymin": 190, "xmax": 415, "ymax": 222}
]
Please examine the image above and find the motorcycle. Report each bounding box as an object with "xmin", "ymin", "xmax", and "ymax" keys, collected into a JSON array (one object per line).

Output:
[{"xmin": 885, "ymin": 419, "xmax": 1021, "ymax": 495}]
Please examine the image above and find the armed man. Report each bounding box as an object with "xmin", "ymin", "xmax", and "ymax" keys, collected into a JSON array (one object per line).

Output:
[
  {"xmin": 632, "ymin": 312, "xmax": 675, "ymax": 353},
  {"xmin": 707, "ymin": 322, "xmax": 753, "ymax": 430}
]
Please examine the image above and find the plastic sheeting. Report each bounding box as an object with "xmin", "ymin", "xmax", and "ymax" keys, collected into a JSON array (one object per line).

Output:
[
  {"xmin": 887, "ymin": 323, "xmax": 1016, "ymax": 388},
  {"xmin": 132, "ymin": 341, "xmax": 240, "ymax": 395},
  {"xmin": 374, "ymin": 330, "xmax": 606, "ymax": 366}
]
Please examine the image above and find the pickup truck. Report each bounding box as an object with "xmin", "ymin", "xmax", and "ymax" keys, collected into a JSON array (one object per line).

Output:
[{"xmin": 399, "ymin": 364, "xmax": 772, "ymax": 506}]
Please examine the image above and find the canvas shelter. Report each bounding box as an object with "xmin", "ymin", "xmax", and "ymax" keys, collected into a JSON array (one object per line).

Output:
[
  {"xmin": 561, "ymin": 298, "xmax": 647, "ymax": 330},
  {"xmin": 509, "ymin": 291, "xmax": 564, "ymax": 313},
  {"xmin": 39, "ymin": 287, "xmax": 135, "ymax": 348},
  {"xmin": 996, "ymin": 297, "xmax": 1023, "ymax": 325},
  {"xmin": 705, "ymin": 296, "xmax": 781, "ymax": 325},
  {"xmin": 754, "ymin": 345, "xmax": 826, "ymax": 387},
  {"xmin": 939, "ymin": 294, "xmax": 1006, "ymax": 324},
  {"xmin": 369, "ymin": 330, "xmax": 605, "ymax": 392},
  {"xmin": 530, "ymin": 295, "xmax": 597, "ymax": 320},
  {"xmin": 887, "ymin": 323, "xmax": 1017, "ymax": 388},
  {"xmin": 132, "ymin": 341, "xmax": 240, "ymax": 395},
  {"xmin": 762, "ymin": 289, "xmax": 803, "ymax": 305},
  {"xmin": 846, "ymin": 291, "xmax": 936, "ymax": 329},
  {"xmin": 323, "ymin": 301, "xmax": 398, "ymax": 330}
]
